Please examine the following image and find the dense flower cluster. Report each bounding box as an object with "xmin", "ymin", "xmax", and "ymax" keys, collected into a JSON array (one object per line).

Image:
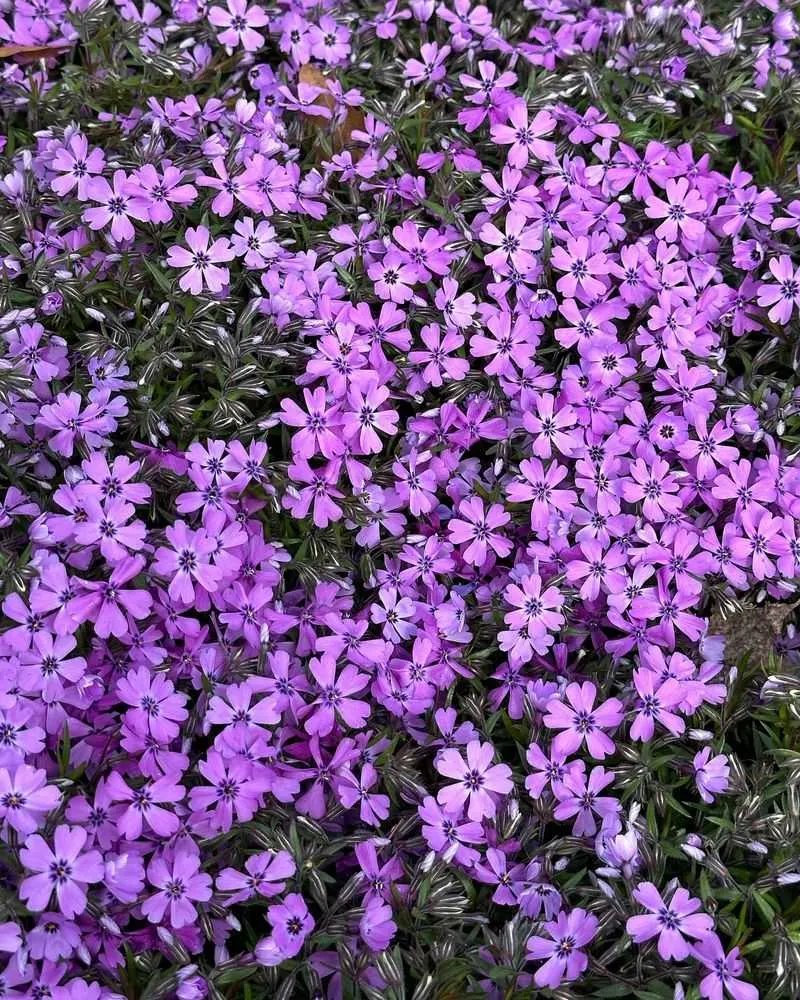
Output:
[{"xmin": 0, "ymin": 0, "xmax": 799, "ymax": 998}]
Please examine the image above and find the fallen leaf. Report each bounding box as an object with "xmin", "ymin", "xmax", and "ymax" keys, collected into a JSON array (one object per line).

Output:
[
  {"xmin": 0, "ymin": 41, "xmax": 71, "ymax": 63},
  {"xmin": 297, "ymin": 63, "xmax": 366, "ymax": 156}
]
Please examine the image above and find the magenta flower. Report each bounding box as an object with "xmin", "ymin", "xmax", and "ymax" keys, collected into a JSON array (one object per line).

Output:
[
  {"xmin": 543, "ymin": 686, "xmax": 622, "ymax": 765},
  {"xmin": 20, "ymin": 825, "xmax": 103, "ymax": 918},
  {"xmin": 166, "ymin": 226, "xmax": 235, "ymax": 294},
  {"xmin": 526, "ymin": 908, "xmax": 598, "ymax": 988},
  {"xmin": 141, "ymin": 851, "xmax": 212, "ymax": 929},
  {"xmin": 436, "ymin": 739, "xmax": 513, "ymax": 821},
  {"xmin": 627, "ymin": 881, "xmax": 715, "ymax": 959}
]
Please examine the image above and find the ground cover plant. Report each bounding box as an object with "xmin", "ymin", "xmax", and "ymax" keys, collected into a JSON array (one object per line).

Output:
[{"xmin": 1, "ymin": 0, "xmax": 800, "ymax": 998}]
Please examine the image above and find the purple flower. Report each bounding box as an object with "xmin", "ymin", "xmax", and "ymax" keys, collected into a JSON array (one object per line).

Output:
[
  {"xmin": 757, "ymin": 254, "xmax": 800, "ymax": 324},
  {"xmin": 153, "ymin": 522, "xmax": 223, "ymax": 604},
  {"xmin": 266, "ymin": 893, "xmax": 314, "ymax": 959},
  {"xmin": 644, "ymin": 177, "xmax": 706, "ymax": 243},
  {"xmin": 20, "ymin": 825, "xmax": 103, "ymax": 918},
  {"xmin": 448, "ymin": 497, "xmax": 511, "ymax": 565},
  {"xmin": 526, "ymin": 908, "xmax": 598, "ymax": 988},
  {"xmin": 553, "ymin": 765, "xmax": 620, "ymax": 837},
  {"xmin": 627, "ymin": 881, "xmax": 715, "ymax": 959},
  {"xmin": 694, "ymin": 748, "xmax": 730, "ymax": 803},
  {"xmin": 0, "ymin": 765, "xmax": 60, "ymax": 834},
  {"xmin": 543, "ymin": 682, "xmax": 623, "ymax": 759},
  {"xmin": 166, "ymin": 226, "xmax": 235, "ymax": 294},
  {"xmin": 141, "ymin": 850, "xmax": 212, "ymax": 929},
  {"xmin": 491, "ymin": 100, "xmax": 555, "ymax": 168},
  {"xmin": 304, "ymin": 654, "xmax": 370, "ymax": 736},
  {"xmin": 50, "ymin": 133, "xmax": 105, "ymax": 199},
  {"xmin": 360, "ymin": 898, "xmax": 397, "ymax": 951},
  {"xmin": 692, "ymin": 935, "xmax": 758, "ymax": 1000},
  {"xmin": 436, "ymin": 739, "xmax": 513, "ymax": 821},
  {"xmin": 217, "ymin": 850, "xmax": 295, "ymax": 905}
]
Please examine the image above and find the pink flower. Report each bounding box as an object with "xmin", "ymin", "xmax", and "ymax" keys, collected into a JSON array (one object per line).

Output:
[
  {"xmin": 448, "ymin": 496, "xmax": 512, "ymax": 565},
  {"xmin": 644, "ymin": 177, "xmax": 706, "ymax": 243},
  {"xmin": 166, "ymin": 225, "xmax": 235, "ymax": 294},
  {"xmin": 543, "ymin": 682, "xmax": 623, "ymax": 759},
  {"xmin": 436, "ymin": 739, "xmax": 513, "ymax": 821},
  {"xmin": 491, "ymin": 100, "xmax": 556, "ymax": 168},
  {"xmin": 152, "ymin": 521, "xmax": 223, "ymax": 604},
  {"xmin": 208, "ymin": 0, "xmax": 268, "ymax": 51},
  {"xmin": 83, "ymin": 170, "xmax": 148, "ymax": 242}
]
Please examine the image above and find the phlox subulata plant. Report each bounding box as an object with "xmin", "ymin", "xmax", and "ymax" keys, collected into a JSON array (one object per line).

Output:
[{"xmin": 0, "ymin": 0, "xmax": 799, "ymax": 998}]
